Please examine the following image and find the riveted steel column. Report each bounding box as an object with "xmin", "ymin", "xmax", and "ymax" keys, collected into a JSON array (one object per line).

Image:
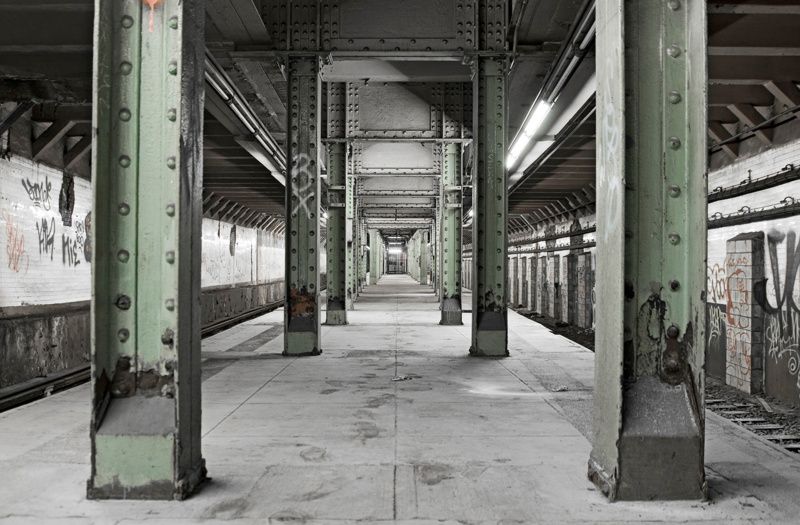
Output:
[
  {"xmin": 88, "ymin": 0, "xmax": 206, "ymax": 500},
  {"xmin": 589, "ymin": 0, "xmax": 707, "ymax": 501},
  {"xmin": 369, "ymin": 229, "xmax": 379, "ymax": 285},
  {"xmin": 419, "ymin": 230, "xmax": 429, "ymax": 285},
  {"xmin": 346, "ymin": 169, "xmax": 356, "ymax": 309},
  {"xmin": 325, "ymin": 83, "xmax": 347, "ymax": 325},
  {"xmin": 358, "ymin": 218, "xmax": 367, "ymax": 290},
  {"xmin": 441, "ymin": 143, "xmax": 463, "ymax": 324},
  {"xmin": 470, "ymin": 54, "xmax": 508, "ymax": 356},
  {"xmin": 284, "ymin": 56, "xmax": 322, "ymax": 356}
]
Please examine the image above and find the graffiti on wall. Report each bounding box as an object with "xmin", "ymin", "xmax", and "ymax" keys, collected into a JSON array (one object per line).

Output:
[
  {"xmin": 755, "ymin": 230, "xmax": 800, "ymax": 401},
  {"xmin": 35, "ymin": 217, "xmax": 56, "ymax": 260},
  {"xmin": 724, "ymin": 250, "xmax": 754, "ymax": 390},
  {"xmin": 21, "ymin": 176, "xmax": 52, "ymax": 211},
  {"xmin": 291, "ymin": 153, "xmax": 315, "ymax": 219},
  {"xmin": 707, "ymin": 263, "xmax": 727, "ymax": 303},
  {"xmin": 2, "ymin": 211, "xmax": 28, "ymax": 273},
  {"xmin": 707, "ymin": 303, "xmax": 728, "ymax": 379}
]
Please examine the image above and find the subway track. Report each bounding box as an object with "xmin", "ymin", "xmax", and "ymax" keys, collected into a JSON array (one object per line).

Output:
[
  {"xmin": 707, "ymin": 397, "xmax": 800, "ymax": 456},
  {"xmin": 0, "ymin": 300, "xmax": 285, "ymax": 413}
]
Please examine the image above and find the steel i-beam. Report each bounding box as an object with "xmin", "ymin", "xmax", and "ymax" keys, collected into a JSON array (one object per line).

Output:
[
  {"xmin": 358, "ymin": 218, "xmax": 367, "ymax": 290},
  {"xmin": 284, "ymin": 56, "xmax": 322, "ymax": 356},
  {"xmin": 325, "ymin": 83, "xmax": 347, "ymax": 325},
  {"xmin": 346, "ymin": 168, "xmax": 356, "ymax": 309},
  {"xmin": 369, "ymin": 229, "xmax": 380, "ymax": 284},
  {"xmin": 441, "ymin": 142, "xmax": 463, "ymax": 324},
  {"xmin": 88, "ymin": 0, "xmax": 206, "ymax": 500},
  {"xmin": 588, "ymin": 0, "xmax": 707, "ymax": 501},
  {"xmin": 419, "ymin": 230, "xmax": 429, "ymax": 285},
  {"xmin": 470, "ymin": 56, "xmax": 508, "ymax": 356}
]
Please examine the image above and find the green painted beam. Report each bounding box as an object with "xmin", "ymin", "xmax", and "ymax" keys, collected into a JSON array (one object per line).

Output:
[
  {"xmin": 358, "ymin": 218, "xmax": 367, "ymax": 290},
  {"xmin": 369, "ymin": 229, "xmax": 380, "ymax": 285},
  {"xmin": 325, "ymin": 83, "xmax": 347, "ymax": 325},
  {"xmin": 470, "ymin": 56, "xmax": 508, "ymax": 357},
  {"xmin": 284, "ymin": 56, "xmax": 322, "ymax": 356},
  {"xmin": 589, "ymin": 0, "xmax": 707, "ymax": 501},
  {"xmin": 419, "ymin": 230, "xmax": 429, "ymax": 285},
  {"xmin": 346, "ymin": 171, "xmax": 356, "ymax": 309},
  {"xmin": 89, "ymin": 0, "xmax": 206, "ymax": 500},
  {"xmin": 441, "ymin": 142, "xmax": 463, "ymax": 325}
]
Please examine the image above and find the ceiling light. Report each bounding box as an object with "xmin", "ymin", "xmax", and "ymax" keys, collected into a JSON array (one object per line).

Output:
[{"xmin": 507, "ymin": 101, "xmax": 552, "ymax": 170}]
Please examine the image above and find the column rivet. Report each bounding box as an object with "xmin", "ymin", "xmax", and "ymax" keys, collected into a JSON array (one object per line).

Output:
[
  {"xmin": 117, "ymin": 329, "xmax": 130, "ymax": 342},
  {"xmin": 166, "ymin": 204, "xmax": 175, "ymax": 216},
  {"xmin": 117, "ymin": 250, "xmax": 130, "ymax": 263},
  {"xmin": 668, "ymin": 233, "xmax": 681, "ymax": 245},
  {"xmin": 165, "ymin": 251, "xmax": 175, "ymax": 263}
]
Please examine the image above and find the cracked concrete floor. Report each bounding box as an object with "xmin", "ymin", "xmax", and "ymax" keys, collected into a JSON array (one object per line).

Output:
[{"xmin": 2, "ymin": 274, "xmax": 800, "ymax": 523}]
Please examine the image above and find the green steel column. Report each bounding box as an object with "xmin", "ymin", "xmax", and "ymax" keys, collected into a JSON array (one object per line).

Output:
[
  {"xmin": 325, "ymin": 83, "xmax": 347, "ymax": 325},
  {"xmin": 369, "ymin": 228, "xmax": 379, "ymax": 285},
  {"xmin": 284, "ymin": 56, "xmax": 322, "ymax": 356},
  {"xmin": 419, "ymin": 230, "xmax": 429, "ymax": 285},
  {"xmin": 589, "ymin": 0, "xmax": 707, "ymax": 501},
  {"xmin": 470, "ymin": 56, "xmax": 508, "ymax": 356},
  {"xmin": 88, "ymin": 0, "xmax": 206, "ymax": 500},
  {"xmin": 346, "ymin": 171, "xmax": 356, "ymax": 309},
  {"xmin": 441, "ymin": 143, "xmax": 463, "ymax": 325},
  {"xmin": 358, "ymin": 218, "xmax": 367, "ymax": 290}
]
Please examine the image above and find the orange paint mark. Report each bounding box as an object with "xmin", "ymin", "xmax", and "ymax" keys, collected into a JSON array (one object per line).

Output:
[{"xmin": 144, "ymin": 0, "xmax": 160, "ymax": 33}]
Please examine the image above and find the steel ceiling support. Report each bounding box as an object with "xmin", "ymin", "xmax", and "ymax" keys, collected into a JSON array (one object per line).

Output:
[
  {"xmin": 88, "ymin": 0, "xmax": 206, "ymax": 500},
  {"xmin": 589, "ymin": 0, "xmax": 707, "ymax": 501},
  {"xmin": 358, "ymin": 217, "xmax": 368, "ymax": 291},
  {"xmin": 284, "ymin": 54, "xmax": 322, "ymax": 356},
  {"xmin": 440, "ymin": 142, "xmax": 463, "ymax": 324},
  {"xmin": 369, "ymin": 229, "xmax": 381, "ymax": 285},
  {"xmin": 419, "ymin": 229, "xmax": 430, "ymax": 285},
  {"xmin": 325, "ymin": 83, "xmax": 347, "ymax": 325},
  {"xmin": 346, "ymin": 166, "xmax": 357, "ymax": 309},
  {"xmin": 471, "ymin": 1, "xmax": 509, "ymax": 356}
]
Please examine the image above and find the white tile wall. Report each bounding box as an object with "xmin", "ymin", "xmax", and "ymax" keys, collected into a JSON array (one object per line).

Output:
[{"xmin": 0, "ymin": 157, "xmax": 92, "ymax": 307}]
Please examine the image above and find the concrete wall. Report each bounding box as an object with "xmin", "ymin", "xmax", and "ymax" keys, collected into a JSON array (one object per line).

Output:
[
  {"xmin": 0, "ymin": 153, "xmax": 294, "ymax": 389},
  {"xmin": 706, "ymin": 139, "xmax": 800, "ymax": 406},
  {"xmin": 464, "ymin": 215, "xmax": 596, "ymax": 330}
]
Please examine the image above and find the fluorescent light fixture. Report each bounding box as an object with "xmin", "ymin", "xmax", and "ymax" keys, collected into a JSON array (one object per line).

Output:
[
  {"xmin": 322, "ymin": 211, "xmax": 328, "ymax": 219},
  {"xmin": 468, "ymin": 209, "xmax": 474, "ymax": 218},
  {"xmin": 507, "ymin": 100, "xmax": 552, "ymax": 169},
  {"xmin": 388, "ymin": 247, "xmax": 402, "ymax": 255}
]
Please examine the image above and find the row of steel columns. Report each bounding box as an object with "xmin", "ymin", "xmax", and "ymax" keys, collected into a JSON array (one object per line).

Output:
[{"xmin": 87, "ymin": 0, "xmax": 706, "ymax": 503}]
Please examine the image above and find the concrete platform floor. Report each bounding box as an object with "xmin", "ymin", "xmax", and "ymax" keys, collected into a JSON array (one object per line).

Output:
[{"xmin": 2, "ymin": 274, "xmax": 800, "ymax": 524}]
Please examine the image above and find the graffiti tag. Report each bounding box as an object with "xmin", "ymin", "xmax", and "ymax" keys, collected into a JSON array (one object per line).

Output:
[
  {"xmin": 36, "ymin": 217, "xmax": 56, "ymax": 260},
  {"xmin": 22, "ymin": 176, "xmax": 52, "ymax": 211}
]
